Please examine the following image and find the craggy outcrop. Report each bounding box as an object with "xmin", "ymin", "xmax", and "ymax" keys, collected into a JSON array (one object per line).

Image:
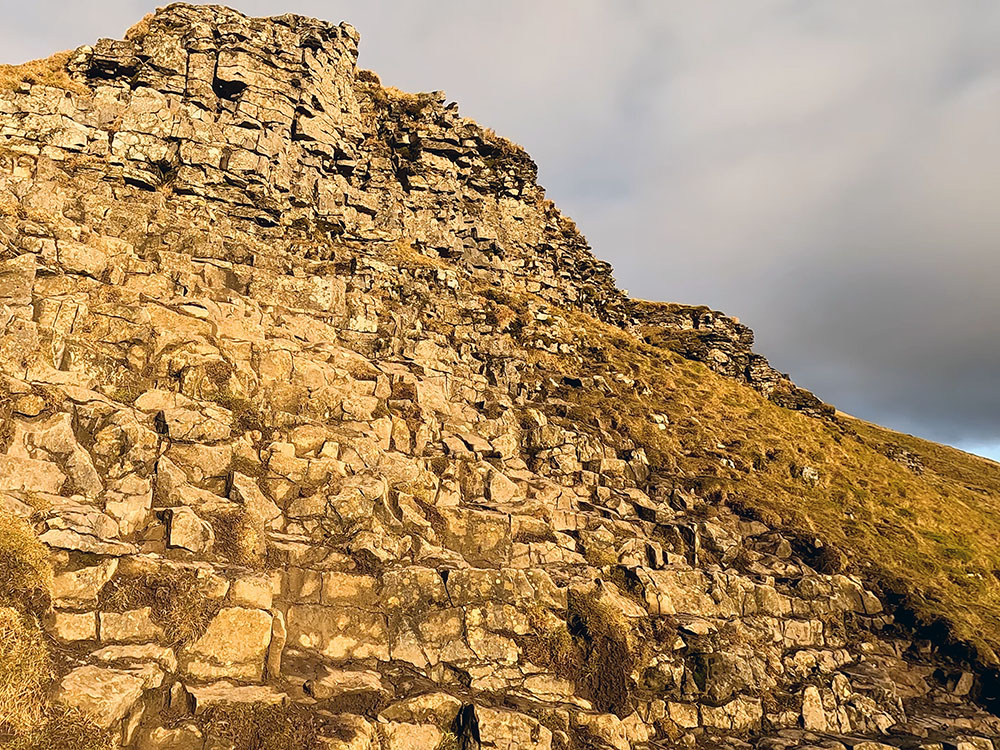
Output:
[
  {"xmin": 0, "ymin": 5, "xmax": 996, "ymax": 750},
  {"xmin": 631, "ymin": 301, "xmax": 833, "ymax": 419}
]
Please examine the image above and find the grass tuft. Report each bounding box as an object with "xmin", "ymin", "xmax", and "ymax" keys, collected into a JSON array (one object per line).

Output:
[
  {"xmin": 4, "ymin": 706, "xmax": 114, "ymax": 750},
  {"xmin": 124, "ymin": 13, "xmax": 153, "ymax": 41},
  {"xmin": 521, "ymin": 608, "xmax": 582, "ymax": 680},
  {"xmin": 0, "ymin": 52, "xmax": 86, "ymax": 95},
  {"xmin": 99, "ymin": 567, "xmax": 222, "ymax": 646},
  {"xmin": 387, "ymin": 238, "xmax": 448, "ymax": 270},
  {"xmin": 0, "ymin": 607, "xmax": 48, "ymax": 736},
  {"xmin": 207, "ymin": 506, "xmax": 267, "ymax": 568},
  {"xmin": 201, "ymin": 704, "xmax": 322, "ymax": 750},
  {"xmin": 569, "ymin": 590, "xmax": 635, "ymax": 716},
  {"xmin": 0, "ymin": 512, "xmax": 52, "ymax": 615}
]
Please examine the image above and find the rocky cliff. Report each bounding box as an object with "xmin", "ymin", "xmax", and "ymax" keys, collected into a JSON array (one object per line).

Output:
[{"xmin": 1, "ymin": 5, "xmax": 999, "ymax": 750}]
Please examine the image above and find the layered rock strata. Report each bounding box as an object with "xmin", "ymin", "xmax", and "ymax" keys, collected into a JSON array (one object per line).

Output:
[{"xmin": 0, "ymin": 4, "xmax": 994, "ymax": 749}]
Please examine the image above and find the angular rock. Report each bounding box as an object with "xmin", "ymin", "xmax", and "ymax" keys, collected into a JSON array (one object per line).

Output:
[
  {"xmin": 379, "ymin": 692, "xmax": 464, "ymax": 726},
  {"xmin": 100, "ymin": 607, "xmax": 163, "ymax": 642},
  {"xmin": 52, "ymin": 558, "xmax": 119, "ymax": 607},
  {"xmin": 286, "ymin": 604, "xmax": 389, "ymax": 661},
  {"xmin": 91, "ymin": 644, "xmax": 179, "ymax": 672},
  {"xmin": 184, "ymin": 681, "xmax": 287, "ymax": 714},
  {"xmin": 136, "ymin": 723, "xmax": 204, "ymax": 750},
  {"xmin": 56, "ymin": 665, "xmax": 145, "ymax": 728},
  {"xmin": 380, "ymin": 722, "xmax": 442, "ymax": 750},
  {"xmin": 46, "ymin": 610, "xmax": 98, "ymax": 642},
  {"xmin": 0, "ymin": 455, "xmax": 65, "ymax": 494},
  {"xmin": 167, "ymin": 506, "xmax": 215, "ymax": 553},
  {"xmin": 304, "ymin": 667, "xmax": 389, "ymax": 706},
  {"xmin": 182, "ymin": 607, "xmax": 273, "ymax": 680},
  {"xmin": 0, "ymin": 6, "xmax": 997, "ymax": 750}
]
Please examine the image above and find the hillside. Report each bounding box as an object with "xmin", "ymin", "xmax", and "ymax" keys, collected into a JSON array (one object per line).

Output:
[{"xmin": 0, "ymin": 5, "xmax": 998, "ymax": 749}]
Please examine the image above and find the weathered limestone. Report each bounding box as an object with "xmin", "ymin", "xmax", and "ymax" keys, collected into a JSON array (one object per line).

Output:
[
  {"xmin": 0, "ymin": 4, "xmax": 996, "ymax": 749},
  {"xmin": 46, "ymin": 609, "xmax": 98, "ymax": 642},
  {"xmin": 184, "ymin": 681, "xmax": 287, "ymax": 714},
  {"xmin": 182, "ymin": 607, "xmax": 273, "ymax": 679},
  {"xmin": 286, "ymin": 604, "xmax": 389, "ymax": 661},
  {"xmin": 166, "ymin": 507, "xmax": 214, "ymax": 553},
  {"xmin": 100, "ymin": 608, "xmax": 162, "ymax": 642},
  {"xmin": 56, "ymin": 665, "xmax": 145, "ymax": 728}
]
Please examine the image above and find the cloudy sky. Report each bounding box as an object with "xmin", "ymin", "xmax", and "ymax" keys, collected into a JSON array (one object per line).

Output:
[{"xmin": 3, "ymin": 1, "xmax": 999, "ymax": 459}]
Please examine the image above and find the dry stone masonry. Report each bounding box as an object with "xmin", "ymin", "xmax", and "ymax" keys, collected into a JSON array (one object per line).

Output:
[{"xmin": 0, "ymin": 4, "xmax": 996, "ymax": 749}]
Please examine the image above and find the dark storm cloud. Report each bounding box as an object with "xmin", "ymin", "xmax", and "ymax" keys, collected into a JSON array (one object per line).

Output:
[{"xmin": 3, "ymin": 1, "xmax": 999, "ymax": 457}]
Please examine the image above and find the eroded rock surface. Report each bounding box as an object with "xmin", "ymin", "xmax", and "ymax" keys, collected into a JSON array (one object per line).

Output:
[{"xmin": 0, "ymin": 4, "xmax": 996, "ymax": 749}]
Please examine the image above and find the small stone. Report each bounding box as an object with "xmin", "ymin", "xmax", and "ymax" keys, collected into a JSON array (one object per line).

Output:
[
  {"xmin": 136, "ymin": 723, "xmax": 204, "ymax": 750},
  {"xmin": 185, "ymin": 681, "xmax": 287, "ymax": 714},
  {"xmin": 91, "ymin": 644, "xmax": 179, "ymax": 672},
  {"xmin": 954, "ymin": 671, "xmax": 975, "ymax": 696},
  {"xmin": 379, "ymin": 692, "xmax": 463, "ymax": 726},
  {"xmin": 12, "ymin": 394, "xmax": 46, "ymax": 417},
  {"xmin": 100, "ymin": 607, "xmax": 162, "ymax": 642},
  {"xmin": 56, "ymin": 665, "xmax": 145, "ymax": 728},
  {"xmin": 167, "ymin": 507, "xmax": 214, "ymax": 553},
  {"xmin": 305, "ymin": 667, "xmax": 388, "ymax": 701},
  {"xmin": 801, "ymin": 685, "xmax": 827, "ymax": 732},
  {"xmin": 46, "ymin": 610, "xmax": 97, "ymax": 642},
  {"xmin": 230, "ymin": 471, "xmax": 282, "ymax": 526},
  {"xmin": 53, "ymin": 239, "xmax": 108, "ymax": 278},
  {"xmin": 668, "ymin": 702, "xmax": 699, "ymax": 730},
  {"xmin": 572, "ymin": 711, "xmax": 626, "ymax": 750},
  {"xmin": 266, "ymin": 609, "xmax": 286, "ymax": 679}
]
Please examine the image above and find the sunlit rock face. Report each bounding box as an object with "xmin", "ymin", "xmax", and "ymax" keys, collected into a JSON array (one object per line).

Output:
[{"xmin": 0, "ymin": 4, "xmax": 997, "ymax": 749}]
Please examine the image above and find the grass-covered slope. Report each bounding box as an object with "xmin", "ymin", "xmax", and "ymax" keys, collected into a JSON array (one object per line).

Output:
[{"xmin": 518, "ymin": 301, "xmax": 1000, "ymax": 670}]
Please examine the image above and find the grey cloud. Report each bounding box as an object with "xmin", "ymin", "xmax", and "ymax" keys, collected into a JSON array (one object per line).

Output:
[{"xmin": 2, "ymin": 1, "xmax": 999, "ymax": 457}]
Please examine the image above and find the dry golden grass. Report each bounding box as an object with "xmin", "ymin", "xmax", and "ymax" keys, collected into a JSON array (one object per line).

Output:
[
  {"xmin": 208, "ymin": 506, "xmax": 267, "ymax": 568},
  {"xmin": 200, "ymin": 704, "xmax": 322, "ymax": 750},
  {"xmin": 3, "ymin": 706, "xmax": 114, "ymax": 750},
  {"xmin": 0, "ymin": 513, "xmax": 51, "ymax": 741},
  {"xmin": 0, "ymin": 512, "xmax": 52, "ymax": 614},
  {"xmin": 385, "ymin": 238, "xmax": 448, "ymax": 270},
  {"xmin": 848, "ymin": 416, "xmax": 1000, "ymax": 493},
  {"xmin": 520, "ymin": 607, "xmax": 581, "ymax": 680},
  {"xmin": 0, "ymin": 52, "xmax": 86, "ymax": 95},
  {"xmin": 124, "ymin": 13, "xmax": 154, "ymax": 41},
  {"xmin": 0, "ymin": 607, "xmax": 48, "ymax": 735},
  {"xmin": 100, "ymin": 567, "xmax": 222, "ymax": 646},
  {"xmin": 356, "ymin": 69, "xmax": 381, "ymax": 85},
  {"xmin": 481, "ymin": 127, "xmax": 526, "ymax": 158},
  {"xmin": 569, "ymin": 589, "xmax": 635, "ymax": 715},
  {"xmin": 381, "ymin": 85, "xmax": 423, "ymax": 103},
  {"xmin": 538, "ymin": 309, "xmax": 1000, "ymax": 666},
  {"xmin": 357, "ymin": 83, "xmax": 437, "ymax": 120}
]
